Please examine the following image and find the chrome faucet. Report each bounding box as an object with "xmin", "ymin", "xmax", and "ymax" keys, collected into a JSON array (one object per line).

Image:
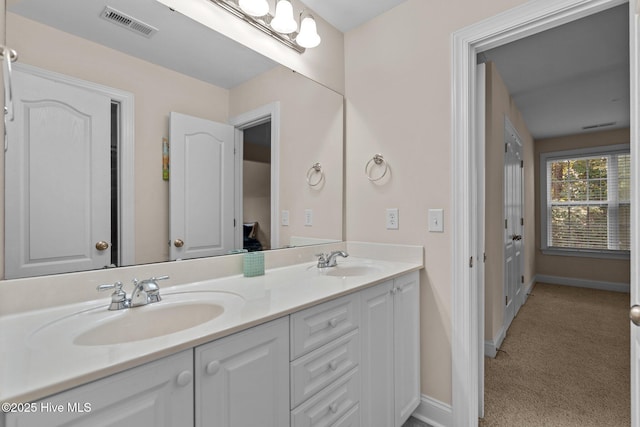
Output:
[
  {"xmin": 317, "ymin": 251, "xmax": 349, "ymax": 268},
  {"xmin": 98, "ymin": 275, "xmax": 169, "ymax": 310}
]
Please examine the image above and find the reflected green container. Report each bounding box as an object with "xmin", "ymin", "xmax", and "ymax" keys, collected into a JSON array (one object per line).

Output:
[{"xmin": 243, "ymin": 252, "xmax": 265, "ymax": 277}]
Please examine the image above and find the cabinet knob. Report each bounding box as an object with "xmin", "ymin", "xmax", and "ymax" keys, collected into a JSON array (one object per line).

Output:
[
  {"xmin": 176, "ymin": 370, "xmax": 192, "ymax": 387},
  {"xmin": 95, "ymin": 241, "xmax": 109, "ymax": 251},
  {"xmin": 329, "ymin": 402, "xmax": 338, "ymax": 413},
  {"xmin": 328, "ymin": 318, "xmax": 338, "ymax": 328},
  {"xmin": 206, "ymin": 360, "xmax": 221, "ymax": 376},
  {"xmin": 329, "ymin": 360, "xmax": 338, "ymax": 371},
  {"xmin": 174, "ymin": 239, "xmax": 184, "ymax": 248}
]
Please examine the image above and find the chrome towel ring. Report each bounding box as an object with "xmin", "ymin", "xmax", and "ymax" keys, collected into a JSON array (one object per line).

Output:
[
  {"xmin": 306, "ymin": 162, "xmax": 324, "ymax": 187},
  {"xmin": 365, "ymin": 153, "xmax": 389, "ymax": 182}
]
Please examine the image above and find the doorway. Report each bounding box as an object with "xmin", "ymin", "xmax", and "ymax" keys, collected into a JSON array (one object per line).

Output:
[{"xmin": 451, "ymin": 0, "xmax": 638, "ymax": 425}]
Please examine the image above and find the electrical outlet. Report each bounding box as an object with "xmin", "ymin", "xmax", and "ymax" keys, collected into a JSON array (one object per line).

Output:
[
  {"xmin": 304, "ymin": 209, "xmax": 313, "ymax": 226},
  {"xmin": 281, "ymin": 210, "xmax": 289, "ymax": 226},
  {"xmin": 386, "ymin": 208, "xmax": 399, "ymax": 230}
]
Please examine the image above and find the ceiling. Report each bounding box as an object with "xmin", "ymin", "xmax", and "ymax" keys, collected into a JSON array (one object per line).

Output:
[
  {"xmin": 9, "ymin": 0, "xmax": 628, "ymax": 140},
  {"xmin": 479, "ymin": 4, "xmax": 630, "ymax": 139}
]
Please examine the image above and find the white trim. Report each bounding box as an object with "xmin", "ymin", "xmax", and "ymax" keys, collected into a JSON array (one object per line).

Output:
[
  {"xmin": 536, "ymin": 274, "xmax": 630, "ymax": 293},
  {"xmin": 630, "ymin": 2, "xmax": 640, "ymax": 427},
  {"xmin": 451, "ymin": 1, "xmax": 628, "ymax": 425},
  {"xmin": 12, "ymin": 63, "xmax": 136, "ymax": 267},
  {"xmin": 411, "ymin": 394, "xmax": 453, "ymax": 427},
  {"xmin": 229, "ymin": 102, "xmax": 281, "ymax": 250},
  {"xmin": 483, "ymin": 325, "xmax": 506, "ymax": 359}
]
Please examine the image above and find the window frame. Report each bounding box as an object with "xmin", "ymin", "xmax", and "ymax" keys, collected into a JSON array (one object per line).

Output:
[{"xmin": 540, "ymin": 143, "xmax": 630, "ymax": 259}]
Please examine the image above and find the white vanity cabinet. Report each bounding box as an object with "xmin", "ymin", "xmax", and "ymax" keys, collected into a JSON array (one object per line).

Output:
[
  {"xmin": 289, "ymin": 293, "xmax": 361, "ymax": 427},
  {"xmin": 4, "ymin": 350, "xmax": 194, "ymax": 427},
  {"xmin": 194, "ymin": 316, "xmax": 290, "ymax": 427},
  {"xmin": 360, "ymin": 271, "xmax": 420, "ymax": 427}
]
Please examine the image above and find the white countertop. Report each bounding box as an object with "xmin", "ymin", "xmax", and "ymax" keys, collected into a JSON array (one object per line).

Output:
[{"xmin": 0, "ymin": 251, "xmax": 422, "ymax": 403}]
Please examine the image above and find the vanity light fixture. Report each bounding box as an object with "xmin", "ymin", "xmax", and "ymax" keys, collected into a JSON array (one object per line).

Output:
[{"xmin": 209, "ymin": 0, "xmax": 321, "ymax": 53}]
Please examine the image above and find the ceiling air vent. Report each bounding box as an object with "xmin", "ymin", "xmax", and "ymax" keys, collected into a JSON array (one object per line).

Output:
[
  {"xmin": 582, "ymin": 122, "xmax": 616, "ymax": 130},
  {"xmin": 100, "ymin": 6, "xmax": 158, "ymax": 38}
]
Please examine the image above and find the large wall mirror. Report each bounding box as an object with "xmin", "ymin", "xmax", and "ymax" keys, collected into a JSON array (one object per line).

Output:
[{"xmin": 5, "ymin": 0, "xmax": 344, "ymax": 279}]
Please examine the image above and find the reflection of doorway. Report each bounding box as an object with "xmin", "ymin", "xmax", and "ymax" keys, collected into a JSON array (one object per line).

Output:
[
  {"xmin": 451, "ymin": 1, "xmax": 638, "ymax": 425},
  {"xmin": 242, "ymin": 122, "xmax": 271, "ymax": 251}
]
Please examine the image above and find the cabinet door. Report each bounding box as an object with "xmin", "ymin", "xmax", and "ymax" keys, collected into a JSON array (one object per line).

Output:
[
  {"xmin": 393, "ymin": 271, "xmax": 421, "ymax": 426},
  {"xmin": 359, "ymin": 280, "xmax": 394, "ymax": 427},
  {"xmin": 195, "ymin": 317, "xmax": 289, "ymax": 427},
  {"xmin": 4, "ymin": 350, "xmax": 193, "ymax": 427}
]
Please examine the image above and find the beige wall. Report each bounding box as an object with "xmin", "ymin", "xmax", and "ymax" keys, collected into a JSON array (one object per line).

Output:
[
  {"xmin": 484, "ymin": 62, "xmax": 535, "ymax": 342},
  {"xmin": 8, "ymin": 13, "xmax": 230, "ymax": 265},
  {"xmin": 344, "ymin": 0, "xmax": 531, "ymax": 404},
  {"xmin": 535, "ymin": 128, "xmax": 631, "ymax": 285},
  {"xmin": 0, "ymin": 0, "xmax": 5, "ymax": 279},
  {"xmin": 229, "ymin": 66, "xmax": 344, "ymax": 246}
]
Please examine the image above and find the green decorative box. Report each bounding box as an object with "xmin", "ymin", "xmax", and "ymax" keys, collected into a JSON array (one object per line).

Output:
[{"xmin": 243, "ymin": 251, "xmax": 265, "ymax": 277}]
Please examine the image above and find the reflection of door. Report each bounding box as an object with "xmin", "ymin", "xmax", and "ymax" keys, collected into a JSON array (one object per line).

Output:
[
  {"xmin": 503, "ymin": 118, "xmax": 523, "ymax": 328},
  {"xmin": 5, "ymin": 69, "xmax": 111, "ymax": 278},
  {"xmin": 169, "ymin": 112, "xmax": 235, "ymax": 260}
]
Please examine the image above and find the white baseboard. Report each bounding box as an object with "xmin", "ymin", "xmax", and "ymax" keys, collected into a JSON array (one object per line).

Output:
[
  {"xmin": 535, "ymin": 274, "xmax": 630, "ymax": 293},
  {"xmin": 411, "ymin": 394, "xmax": 453, "ymax": 427},
  {"xmin": 483, "ymin": 323, "xmax": 505, "ymax": 358}
]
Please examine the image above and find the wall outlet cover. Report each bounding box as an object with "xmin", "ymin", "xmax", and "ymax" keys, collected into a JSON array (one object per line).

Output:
[{"xmin": 386, "ymin": 208, "xmax": 399, "ymax": 230}]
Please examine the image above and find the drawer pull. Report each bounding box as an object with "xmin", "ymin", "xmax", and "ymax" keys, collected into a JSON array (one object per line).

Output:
[
  {"xmin": 206, "ymin": 361, "xmax": 221, "ymax": 376},
  {"xmin": 329, "ymin": 402, "xmax": 338, "ymax": 414},
  {"xmin": 329, "ymin": 360, "xmax": 338, "ymax": 371},
  {"xmin": 328, "ymin": 318, "xmax": 338, "ymax": 328},
  {"xmin": 176, "ymin": 370, "xmax": 193, "ymax": 387}
]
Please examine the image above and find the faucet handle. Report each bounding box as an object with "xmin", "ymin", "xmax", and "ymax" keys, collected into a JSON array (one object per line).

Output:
[{"xmin": 97, "ymin": 282, "xmax": 128, "ymax": 311}]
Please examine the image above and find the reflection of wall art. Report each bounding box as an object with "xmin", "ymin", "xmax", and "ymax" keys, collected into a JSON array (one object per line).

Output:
[{"xmin": 162, "ymin": 137, "xmax": 169, "ymax": 180}]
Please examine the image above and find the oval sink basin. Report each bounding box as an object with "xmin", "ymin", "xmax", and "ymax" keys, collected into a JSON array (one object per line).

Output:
[
  {"xmin": 74, "ymin": 302, "xmax": 224, "ymax": 346},
  {"xmin": 28, "ymin": 291, "xmax": 244, "ymax": 348},
  {"xmin": 321, "ymin": 264, "xmax": 383, "ymax": 277}
]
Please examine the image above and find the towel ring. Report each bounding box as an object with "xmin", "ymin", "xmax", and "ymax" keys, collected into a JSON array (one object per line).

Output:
[
  {"xmin": 365, "ymin": 154, "xmax": 388, "ymax": 182},
  {"xmin": 306, "ymin": 162, "xmax": 324, "ymax": 187},
  {"xmin": 0, "ymin": 46, "xmax": 18, "ymax": 63}
]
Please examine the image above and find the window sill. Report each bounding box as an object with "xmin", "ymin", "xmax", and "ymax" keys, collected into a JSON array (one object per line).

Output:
[{"xmin": 540, "ymin": 248, "xmax": 630, "ymax": 260}]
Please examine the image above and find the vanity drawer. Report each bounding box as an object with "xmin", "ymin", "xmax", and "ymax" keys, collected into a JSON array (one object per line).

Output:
[
  {"xmin": 291, "ymin": 367, "xmax": 360, "ymax": 427},
  {"xmin": 290, "ymin": 293, "xmax": 360, "ymax": 359},
  {"xmin": 291, "ymin": 329, "xmax": 360, "ymax": 408}
]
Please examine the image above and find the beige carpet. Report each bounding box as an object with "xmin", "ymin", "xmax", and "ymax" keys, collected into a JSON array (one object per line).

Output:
[{"xmin": 480, "ymin": 283, "xmax": 630, "ymax": 427}]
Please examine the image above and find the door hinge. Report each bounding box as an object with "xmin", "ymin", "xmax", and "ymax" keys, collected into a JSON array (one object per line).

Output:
[
  {"xmin": 505, "ymin": 143, "xmax": 508, "ymax": 153},
  {"xmin": 505, "ymin": 219, "xmax": 508, "ymax": 229},
  {"xmin": 505, "ymin": 296, "xmax": 508, "ymax": 306},
  {"xmin": 233, "ymin": 218, "xmax": 236, "ymax": 227},
  {"xmin": 521, "ymin": 275, "xmax": 524, "ymax": 284},
  {"xmin": 520, "ymin": 160, "xmax": 524, "ymax": 168},
  {"xmin": 469, "ymin": 256, "xmax": 473, "ymax": 268},
  {"xmin": 234, "ymin": 147, "xmax": 236, "ymax": 155},
  {"xmin": 520, "ymin": 217, "xmax": 524, "ymax": 226},
  {"xmin": 483, "ymin": 253, "xmax": 487, "ymax": 263}
]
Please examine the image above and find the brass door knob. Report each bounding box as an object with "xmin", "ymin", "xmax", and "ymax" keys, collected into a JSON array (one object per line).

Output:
[
  {"xmin": 174, "ymin": 239, "xmax": 184, "ymax": 248},
  {"xmin": 631, "ymin": 305, "xmax": 640, "ymax": 326},
  {"xmin": 95, "ymin": 241, "xmax": 109, "ymax": 251}
]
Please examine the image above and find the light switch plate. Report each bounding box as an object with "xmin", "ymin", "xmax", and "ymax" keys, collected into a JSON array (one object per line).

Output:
[
  {"xmin": 428, "ymin": 209, "xmax": 444, "ymax": 232},
  {"xmin": 304, "ymin": 209, "xmax": 313, "ymax": 226},
  {"xmin": 281, "ymin": 210, "xmax": 289, "ymax": 226}
]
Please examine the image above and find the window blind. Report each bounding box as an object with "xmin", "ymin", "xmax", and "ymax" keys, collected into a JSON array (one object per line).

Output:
[{"xmin": 546, "ymin": 152, "xmax": 630, "ymax": 252}]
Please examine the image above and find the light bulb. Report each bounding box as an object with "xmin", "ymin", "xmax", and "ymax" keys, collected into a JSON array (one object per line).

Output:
[
  {"xmin": 296, "ymin": 15, "xmax": 321, "ymax": 48},
  {"xmin": 239, "ymin": 0, "xmax": 269, "ymax": 17},
  {"xmin": 271, "ymin": 0, "xmax": 297, "ymax": 34}
]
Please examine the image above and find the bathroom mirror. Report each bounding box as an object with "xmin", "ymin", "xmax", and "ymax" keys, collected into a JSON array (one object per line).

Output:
[{"xmin": 5, "ymin": 0, "xmax": 344, "ymax": 279}]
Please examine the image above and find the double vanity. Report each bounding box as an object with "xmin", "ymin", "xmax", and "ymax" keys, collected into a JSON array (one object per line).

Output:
[{"xmin": 0, "ymin": 242, "xmax": 423, "ymax": 427}]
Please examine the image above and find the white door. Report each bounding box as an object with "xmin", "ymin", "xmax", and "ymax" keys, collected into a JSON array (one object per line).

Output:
[
  {"xmin": 195, "ymin": 317, "xmax": 289, "ymax": 427},
  {"xmin": 630, "ymin": 3, "xmax": 639, "ymax": 426},
  {"xmin": 5, "ymin": 69, "xmax": 111, "ymax": 279},
  {"xmin": 503, "ymin": 119, "xmax": 524, "ymax": 328},
  {"xmin": 169, "ymin": 112, "xmax": 235, "ymax": 260}
]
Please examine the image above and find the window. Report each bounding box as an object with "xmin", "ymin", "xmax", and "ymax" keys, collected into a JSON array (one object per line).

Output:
[{"xmin": 541, "ymin": 145, "xmax": 630, "ymax": 257}]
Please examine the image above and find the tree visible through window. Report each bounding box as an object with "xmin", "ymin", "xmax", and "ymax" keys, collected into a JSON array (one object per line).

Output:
[{"xmin": 545, "ymin": 150, "xmax": 630, "ymax": 252}]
